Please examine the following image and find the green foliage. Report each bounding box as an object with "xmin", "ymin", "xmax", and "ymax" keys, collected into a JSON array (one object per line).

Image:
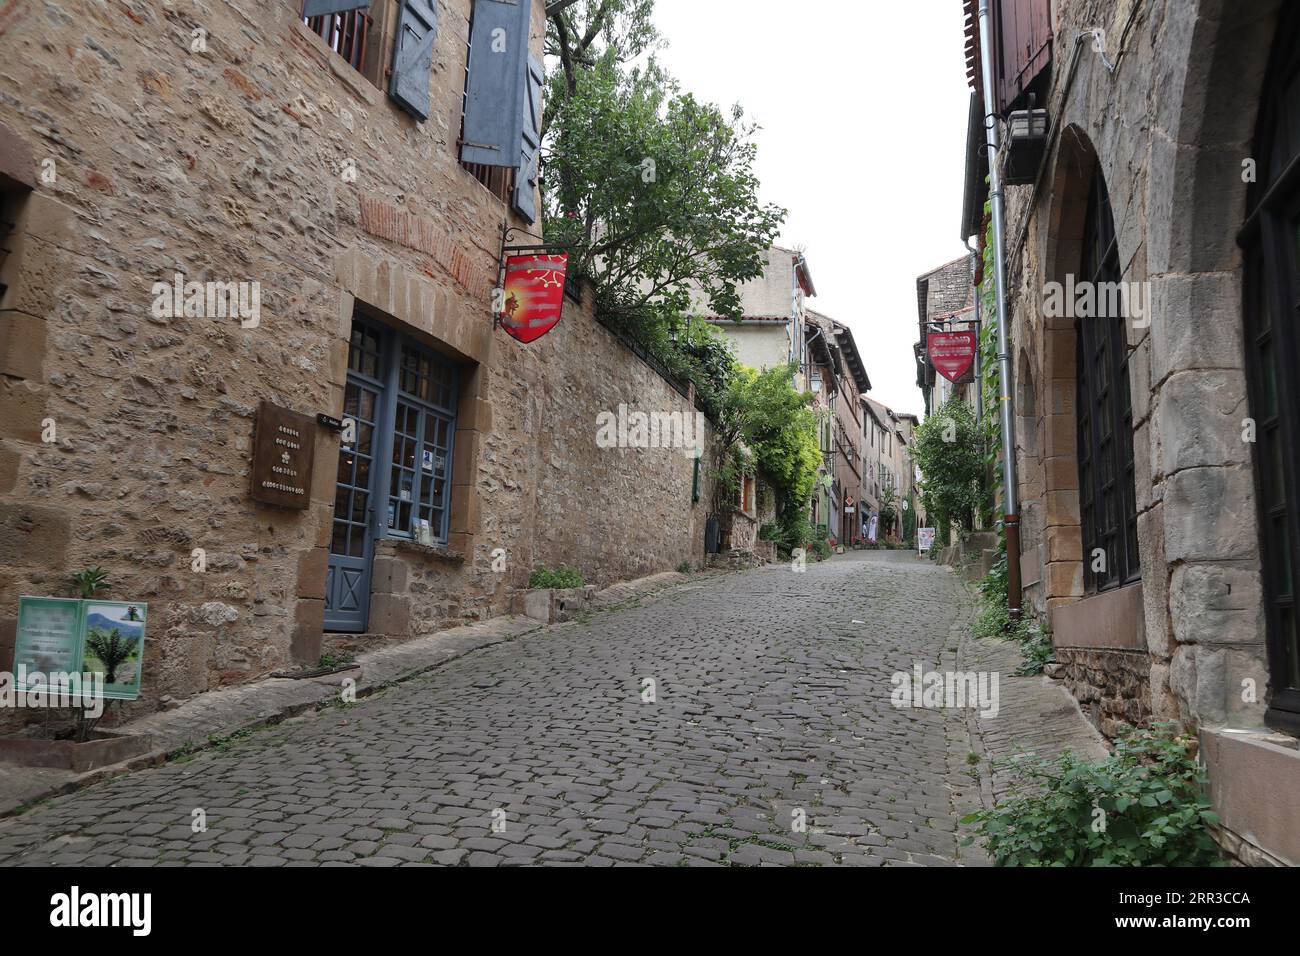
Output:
[
  {"xmin": 543, "ymin": 4, "xmax": 784, "ymax": 327},
  {"xmin": 318, "ymin": 652, "xmax": 356, "ymax": 670},
  {"xmin": 911, "ymin": 398, "xmax": 983, "ymax": 542},
  {"xmin": 707, "ymin": 364, "xmax": 820, "ymax": 530},
  {"xmin": 962, "ymin": 723, "xmax": 1224, "ymax": 866},
  {"xmin": 901, "ymin": 500, "xmax": 917, "ymax": 548},
  {"xmin": 70, "ymin": 567, "xmax": 109, "ymax": 600},
  {"xmin": 767, "ymin": 513, "xmax": 816, "ymax": 557},
  {"xmin": 878, "ymin": 479, "xmax": 898, "ymax": 535},
  {"xmin": 84, "ymin": 628, "xmax": 136, "ymax": 684},
  {"xmin": 740, "ymin": 367, "xmax": 822, "ymax": 511},
  {"xmin": 978, "ymin": 206, "xmax": 1001, "ymax": 521},
  {"xmin": 971, "ymin": 550, "xmax": 1052, "ymax": 675},
  {"xmin": 529, "ymin": 565, "xmax": 586, "ymax": 589}
]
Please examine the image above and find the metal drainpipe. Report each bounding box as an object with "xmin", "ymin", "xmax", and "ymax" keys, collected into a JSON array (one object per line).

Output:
[
  {"xmin": 977, "ymin": 0, "xmax": 1022, "ymax": 617},
  {"xmin": 964, "ymin": 239, "xmax": 982, "ymax": 430}
]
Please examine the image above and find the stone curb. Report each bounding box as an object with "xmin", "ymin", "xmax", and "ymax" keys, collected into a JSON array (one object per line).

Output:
[{"xmin": 0, "ymin": 566, "xmax": 721, "ymax": 818}]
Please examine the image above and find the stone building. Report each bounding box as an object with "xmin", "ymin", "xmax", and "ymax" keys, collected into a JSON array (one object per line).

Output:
[
  {"xmin": 958, "ymin": 0, "xmax": 1300, "ymax": 863},
  {"xmin": 704, "ymin": 245, "xmax": 816, "ymax": 375},
  {"xmin": 806, "ymin": 311, "xmax": 869, "ymax": 546},
  {"xmin": 862, "ymin": 397, "xmax": 918, "ymax": 543},
  {"xmin": 0, "ymin": 0, "xmax": 714, "ymax": 718}
]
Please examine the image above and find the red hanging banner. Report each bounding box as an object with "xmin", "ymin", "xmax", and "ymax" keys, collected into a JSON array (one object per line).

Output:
[
  {"xmin": 499, "ymin": 253, "xmax": 569, "ymax": 344},
  {"xmin": 927, "ymin": 330, "xmax": 977, "ymax": 383}
]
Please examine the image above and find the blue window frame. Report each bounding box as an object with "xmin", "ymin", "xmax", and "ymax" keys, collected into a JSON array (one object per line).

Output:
[{"xmin": 349, "ymin": 316, "xmax": 459, "ymax": 547}]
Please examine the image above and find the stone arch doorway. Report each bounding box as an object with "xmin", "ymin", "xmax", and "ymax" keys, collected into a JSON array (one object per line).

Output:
[
  {"xmin": 1037, "ymin": 126, "xmax": 1148, "ymax": 702},
  {"xmin": 1038, "ymin": 126, "xmax": 1098, "ymax": 615}
]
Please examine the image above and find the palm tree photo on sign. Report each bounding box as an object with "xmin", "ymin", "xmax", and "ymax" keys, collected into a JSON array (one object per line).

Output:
[
  {"xmin": 84, "ymin": 629, "xmax": 135, "ymax": 685},
  {"xmin": 80, "ymin": 603, "xmax": 145, "ymax": 694}
]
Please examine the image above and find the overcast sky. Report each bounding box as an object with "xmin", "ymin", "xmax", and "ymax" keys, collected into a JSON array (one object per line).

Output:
[{"xmin": 650, "ymin": 0, "xmax": 973, "ymax": 416}]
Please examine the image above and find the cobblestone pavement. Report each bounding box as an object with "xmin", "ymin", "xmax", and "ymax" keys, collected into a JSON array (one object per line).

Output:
[{"xmin": 0, "ymin": 551, "xmax": 1096, "ymax": 866}]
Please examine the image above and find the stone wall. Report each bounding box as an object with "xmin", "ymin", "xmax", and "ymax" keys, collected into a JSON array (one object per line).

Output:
[
  {"xmin": 0, "ymin": 0, "xmax": 714, "ymax": 722},
  {"xmin": 999, "ymin": 0, "xmax": 1278, "ymax": 733},
  {"xmin": 527, "ymin": 293, "xmax": 713, "ymax": 587},
  {"xmin": 1053, "ymin": 648, "xmax": 1151, "ymax": 738}
]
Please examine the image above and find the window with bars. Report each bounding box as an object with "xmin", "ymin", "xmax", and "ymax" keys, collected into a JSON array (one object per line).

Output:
[
  {"xmin": 302, "ymin": 3, "xmax": 371, "ymax": 76},
  {"xmin": 1075, "ymin": 167, "xmax": 1140, "ymax": 594},
  {"xmin": 1240, "ymin": 3, "xmax": 1300, "ymax": 726}
]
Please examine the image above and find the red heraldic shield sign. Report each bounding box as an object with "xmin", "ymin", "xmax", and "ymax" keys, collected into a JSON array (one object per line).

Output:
[
  {"xmin": 500, "ymin": 253, "xmax": 569, "ymax": 344},
  {"xmin": 927, "ymin": 330, "xmax": 977, "ymax": 383}
]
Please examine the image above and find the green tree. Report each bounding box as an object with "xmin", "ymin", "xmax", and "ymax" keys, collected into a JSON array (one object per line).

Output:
[
  {"xmin": 911, "ymin": 398, "xmax": 984, "ymax": 543},
  {"xmin": 879, "ymin": 475, "xmax": 899, "ymax": 537},
  {"xmin": 706, "ymin": 364, "xmax": 821, "ymax": 547},
  {"xmin": 543, "ymin": 2, "xmax": 786, "ymax": 329}
]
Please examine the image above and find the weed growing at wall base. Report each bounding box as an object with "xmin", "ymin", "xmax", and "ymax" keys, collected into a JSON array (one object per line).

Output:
[
  {"xmin": 529, "ymin": 565, "xmax": 584, "ymax": 589},
  {"xmin": 962, "ymin": 723, "xmax": 1223, "ymax": 866},
  {"xmin": 972, "ymin": 550, "xmax": 1052, "ymax": 675}
]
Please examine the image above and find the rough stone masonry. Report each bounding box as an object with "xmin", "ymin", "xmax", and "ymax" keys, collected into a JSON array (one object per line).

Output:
[{"xmin": 0, "ymin": 0, "xmax": 715, "ymax": 726}]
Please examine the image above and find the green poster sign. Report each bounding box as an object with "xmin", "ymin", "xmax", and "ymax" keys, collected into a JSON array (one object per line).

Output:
[
  {"xmin": 12, "ymin": 596, "xmax": 147, "ymax": 701},
  {"xmin": 13, "ymin": 597, "xmax": 83, "ymax": 693}
]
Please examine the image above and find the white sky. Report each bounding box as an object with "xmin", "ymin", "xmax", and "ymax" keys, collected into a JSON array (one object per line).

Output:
[{"xmin": 650, "ymin": 0, "xmax": 973, "ymax": 416}]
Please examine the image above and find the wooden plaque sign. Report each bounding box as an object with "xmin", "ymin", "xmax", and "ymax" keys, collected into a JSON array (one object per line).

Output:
[{"xmin": 251, "ymin": 401, "xmax": 316, "ymax": 509}]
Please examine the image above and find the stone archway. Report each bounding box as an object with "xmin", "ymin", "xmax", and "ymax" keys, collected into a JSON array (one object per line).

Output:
[
  {"xmin": 1143, "ymin": 0, "xmax": 1282, "ymax": 728},
  {"xmin": 1037, "ymin": 124, "xmax": 1098, "ymax": 618}
]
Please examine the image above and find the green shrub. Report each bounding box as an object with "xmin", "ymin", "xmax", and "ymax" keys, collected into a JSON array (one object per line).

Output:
[
  {"xmin": 971, "ymin": 551, "xmax": 1053, "ymax": 675},
  {"xmin": 962, "ymin": 723, "xmax": 1224, "ymax": 866},
  {"xmin": 675, "ymin": 560, "xmax": 693, "ymax": 574},
  {"xmin": 528, "ymin": 565, "xmax": 585, "ymax": 589}
]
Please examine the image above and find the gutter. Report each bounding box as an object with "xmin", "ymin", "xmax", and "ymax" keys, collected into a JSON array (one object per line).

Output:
[{"xmin": 976, "ymin": 0, "xmax": 1022, "ymax": 618}]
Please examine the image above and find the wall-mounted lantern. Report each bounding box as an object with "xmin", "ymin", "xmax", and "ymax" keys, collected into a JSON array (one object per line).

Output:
[{"xmin": 1004, "ymin": 105, "xmax": 1050, "ymax": 185}]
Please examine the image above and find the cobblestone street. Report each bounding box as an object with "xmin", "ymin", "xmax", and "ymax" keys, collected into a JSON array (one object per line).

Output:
[{"xmin": 0, "ymin": 553, "xmax": 1098, "ymax": 867}]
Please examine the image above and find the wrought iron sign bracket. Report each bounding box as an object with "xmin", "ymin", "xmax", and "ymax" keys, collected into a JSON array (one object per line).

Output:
[{"xmin": 494, "ymin": 219, "xmax": 567, "ymax": 330}]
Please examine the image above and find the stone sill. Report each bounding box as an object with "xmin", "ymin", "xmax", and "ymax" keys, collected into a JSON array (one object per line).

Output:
[
  {"xmin": 386, "ymin": 538, "xmax": 465, "ymax": 565},
  {"xmin": 1051, "ymin": 581, "xmax": 1145, "ymax": 651},
  {"xmin": 290, "ymin": 20, "xmax": 382, "ymax": 108},
  {"xmin": 1200, "ymin": 727, "xmax": 1300, "ymax": 866}
]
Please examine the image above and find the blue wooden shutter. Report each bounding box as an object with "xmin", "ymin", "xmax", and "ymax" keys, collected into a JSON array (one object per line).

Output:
[
  {"xmin": 303, "ymin": 0, "xmax": 370, "ymax": 16},
  {"xmin": 461, "ymin": 0, "xmax": 531, "ymax": 168},
  {"xmin": 389, "ymin": 0, "xmax": 439, "ymax": 121},
  {"xmin": 512, "ymin": 54, "xmax": 543, "ymax": 222}
]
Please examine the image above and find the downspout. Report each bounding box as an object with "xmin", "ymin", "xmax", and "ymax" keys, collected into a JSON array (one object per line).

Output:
[
  {"xmin": 976, "ymin": 0, "xmax": 1022, "ymax": 618},
  {"xmin": 964, "ymin": 238, "xmax": 982, "ymax": 430}
]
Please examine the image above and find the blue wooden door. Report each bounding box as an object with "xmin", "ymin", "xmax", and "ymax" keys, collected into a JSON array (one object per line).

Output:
[{"xmin": 326, "ymin": 325, "xmax": 385, "ymax": 632}]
